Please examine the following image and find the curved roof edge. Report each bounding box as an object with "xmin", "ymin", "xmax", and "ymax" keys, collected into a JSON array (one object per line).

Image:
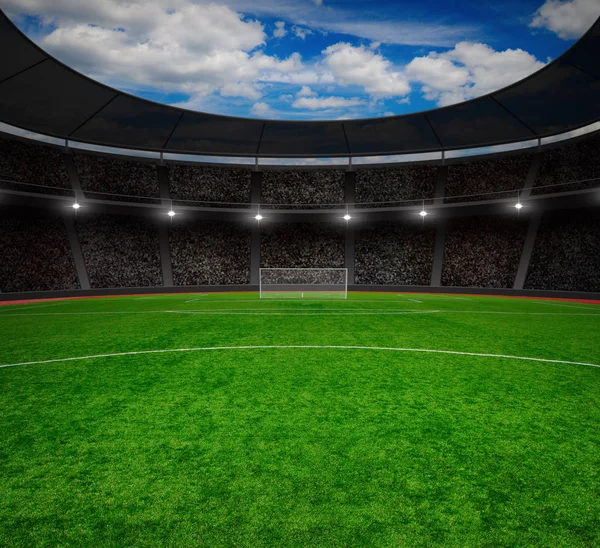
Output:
[{"xmin": 0, "ymin": 10, "xmax": 599, "ymax": 158}]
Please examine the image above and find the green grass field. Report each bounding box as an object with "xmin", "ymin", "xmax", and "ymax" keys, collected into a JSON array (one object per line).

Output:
[{"xmin": 1, "ymin": 292, "xmax": 599, "ymax": 547}]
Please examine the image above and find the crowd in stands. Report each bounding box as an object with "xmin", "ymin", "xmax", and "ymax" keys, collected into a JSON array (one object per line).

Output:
[
  {"xmin": 445, "ymin": 155, "xmax": 531, "ymax": 203},
  {"xmin": 533, "ymin": 134, "xmax": 600, "ymax": 195},
  {"xmin": 74, "ymin": 154, "xmax": 159, "ymax": 202},
  {"xmin": 260, "ymin": 268, "xmax": 346, "ymax": 286},
  {"xmin": 0, "ymin": 138, "xmax": 72, "ymax": 196},
  {"xmin": 170, "ymin": 220, "xmax": 251, "ymax": 285},
  {"xmin": 3, "ymin": 205, "xmax": 600, "ymax": 294},
  {"xmin": 354, "ymin": 221, "xmax": 435, "ymax": 285},
  {"xmin": 355, "ymin": 166, "xmax": 437, "ymax": 207},
  {"xmin": 76, "ymin": 214, "xmax": 162, "ymax": 288},
  {"xmin": 261, "ymin": 223, "xmax": 345, "ymax": 269},
  {"xmin": 0, "ymin": 209, "xmax": 78, "ymax": 292},
  {"xmin": 525, "ymin": 209, "xmax": 600, "ymax": 292},
  {"xmin": 441, "ymin": 215, "xmax": 527, "ymax": 288},
  {"xmin": 169, "ymin": 165, "xmax": 251, "ymax": 207},
  {"xmin": 261, "ymin": 170, "xmax": 345, "ymax": 209}
]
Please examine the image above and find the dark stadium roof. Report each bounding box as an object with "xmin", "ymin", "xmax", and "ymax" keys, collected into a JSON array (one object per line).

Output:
[{"xmin": 1, "ymin": 10, "xmax": 599, "ymax": 158}]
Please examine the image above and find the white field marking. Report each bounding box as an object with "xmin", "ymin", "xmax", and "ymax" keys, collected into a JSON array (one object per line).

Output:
[
  {"xmin": 175, "ymin": 299, "xmax": 422, "ymax": 303},
  {"xmin": 535, "ymin": 302, "xmax": 600, "ymax": 310},
  {"xmin": 0, "ymin": 302, "xmax": 72, "ymax": 312},
  {"xmin": 445, "ymin": 310, "xmax": 600, "ymax": 316},
  {"xmin": 1, "ymin": 345, "xmax": 599, "ymax": 370},
  {"xmin": 432, "ymin": 296, "xmax": 472, "ymax": 301},
  {"xmin": 1, "ymin": 309, "xmax": 600, "ymax": 318},
  {"xmin": 408, "ymin": 299, "xmax": 423, "ymax": 303},
  {"xmin": 170, "ymin": 310, "xmax": 600, "ymax": 317},
  {"xmin": 135, "ymin": 296, "xmax": 187, "ymax": 300},
  {"xmin": 0, "ymin": 311, "xmax": 173, "ymax": 318},
  {"xmin": 165, "ymin": 310, "xmax": 441, "ymax": 316},
  {"xmin": 121, "ymin": 299, "xmax": 432, "ymax": 303},
  {"xmin": 185, "ymin": 295, "xmax": 209, "ymax": 303},
  {"xmin": 174, "ymin": 308, "xmax": 434, "ymax": 311}
]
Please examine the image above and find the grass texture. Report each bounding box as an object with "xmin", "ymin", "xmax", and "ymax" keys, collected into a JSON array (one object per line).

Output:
[{"xmin": 0, "ymin": 292, "xmax": 599, "ymax": 547}]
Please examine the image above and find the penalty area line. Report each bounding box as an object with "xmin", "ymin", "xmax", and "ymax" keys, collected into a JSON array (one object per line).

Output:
[{"xmin": 1, "ymin": 345, "xmax": 599, "ymax": 370}]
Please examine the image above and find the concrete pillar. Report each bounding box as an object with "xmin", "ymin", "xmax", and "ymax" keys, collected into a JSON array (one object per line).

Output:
[
  {"xmin": 63, "ymin": 214, "xmax": 90, "ymax": 290},
  {"xmin": 345, "ymin": 226, "xmax": 355, "ymax": 284},
  {"xmin": 62, "ymin": 153, "xmax": 82, "ymax": 193},
  {"xmin": 250, "ymin": 225, "xmax": 261, "ymax": 285},
  {"xmin": 520, "ymin": 153, "xmax": 543, "ymax": 199},
  {"xmin": 251, "ymin": 171, "xmax": 262, "ymax": 205},
  {"xmin": 434, "ymin": 165, "xmax": 447, "ymax": 205},
  {"xmin": 158, "ymin": 224, "xmax": 174, "ymax": 287},
  {"xmin": 250, "ymin": 171, "xmax": 262, "ymax": 286},
  {"xmin": 344, "ymin": 171, "xmax": 356, "ymax": 283},
  {"xmin": 431, "ymin": 220, "xmax": 447, "ymax": 287},
  {"xmin": 344, "ymin": 171, "xmax": 356, "ymax": 206},
  {"xmin": 157, "ymin": 165, "xmax": 171, "ymax": 205},
  {"xmin": 513, "ymin": 212, "xmax": 541, "ymax": 290}
]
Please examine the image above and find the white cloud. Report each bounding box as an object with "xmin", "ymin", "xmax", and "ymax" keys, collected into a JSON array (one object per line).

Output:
[
  {"xmin": 6, "ymin": 0, "xmax": 311, "ymax": 108},
  {"xmin": 2, "ymin": 0, "xmax": 555, "ymax": 119},
  {"xmin": 273, "ymin": 21, "xmax": 287, "ymax": 38},
  {"xmin": 260, "ymin": 70, "xmax": 333, "ymax": 85},
  {"xmin": 4, "ymin": 0, "xmax": 480, "ymax": 49},
  {"xmin": 292, "ymin": 95, "xmax": 366, "ymax": 110},
  {"xmin": 406, "ymin": 41, "xmax": 546, "ymax": 106},
  {"xmin": 220, "ymin": 82, "xmax": 263, "ymax": 100},
  {"xmin": 293, "ymin": 26, "xmax": 313, "ymax": 40},
  {"xmin": 251, "ymin": 101, "xmax": 276, "ymax": 117},
  {"xmin": 314, "ymin": 19, "xmax": 479, "ymax": 48},
  {"xmin": 312, "ymin": 0, "xmax": 323, "ymax": 6},
  {"xmin": 530, "ymin": 0, "xmax": 600, "ymax": 40},
  {"xmin": 322, "ymin": 42, "xmax": 411, "ymax": 98},
  {"xmin": 296, "ymin": 86, "xmax": 317, "ymax": 97},
  {"xmin": 192, "ymin": 0, "xmax": 480, "ymax": 46}
]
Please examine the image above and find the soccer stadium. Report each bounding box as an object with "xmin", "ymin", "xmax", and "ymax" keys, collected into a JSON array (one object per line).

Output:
[{"xmin": 1, "ymin": 2, "xmax": 600, "ymax": 545}]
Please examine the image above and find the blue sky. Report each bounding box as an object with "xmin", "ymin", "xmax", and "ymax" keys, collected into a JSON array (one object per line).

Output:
[{"xmin": 3, "ymin": 0, "xmax": 599, "ymax": 120}]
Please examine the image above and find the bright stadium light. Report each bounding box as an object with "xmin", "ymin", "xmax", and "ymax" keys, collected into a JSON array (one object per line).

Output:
[
  {"xmin": 419, "ymin": 210, "xmax": 428, "ymax": 217},
  {"xmin": 167, "ymin": 210, "xmax": 176, "ymax": 217},
  {"xmin": 343, "ymin": 214, "xmax": 351, "ymax": 221},
  {"xmin": 515, "ymin": 202, "xmax": 523, "ymax": 210},
  {"xmin": 255, "ymin": 214, "xmax": 263, "ymax": 221},
  {"xmin": 72, "ymin": 202, "xmax": 80, "ymax": 210}
]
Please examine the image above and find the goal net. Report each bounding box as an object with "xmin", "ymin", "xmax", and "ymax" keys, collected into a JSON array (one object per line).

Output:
[{"xmin": 260, "ymin": 268, "xmax": 348, "ymax": 299}]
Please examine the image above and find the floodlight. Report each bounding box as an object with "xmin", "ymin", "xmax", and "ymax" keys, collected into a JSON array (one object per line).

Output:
[
  {"xmin": 72, "ymin": 202, "xmax": 80, "ymax": 210},
  {"xmin": 515, "ymin": 202, "xmax": 523, "ymax": 210},
  {"xmin": 343, "ymin": 214, "xmax": 352, "ymax": 221},
  {"xmin": 419, "ymin": 210, "xmax": 428, "ymax": 217},
  {"xmin": 167, "ymin": 210, "xmax": 176, "ymax": 217},
  {"xmin": 255, "ymin": 214, "xmax": 263, "ymax": 221}
]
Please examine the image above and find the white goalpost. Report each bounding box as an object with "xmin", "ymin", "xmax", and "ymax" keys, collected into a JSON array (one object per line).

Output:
[{"xmin": 259, "ymin": 268, "xmax": 348, "ymax": 299}]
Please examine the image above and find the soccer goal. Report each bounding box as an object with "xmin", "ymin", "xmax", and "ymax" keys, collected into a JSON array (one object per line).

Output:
[{"xmin": 259, "ymin": 268, "xmax": 348, "ymax": 299}]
